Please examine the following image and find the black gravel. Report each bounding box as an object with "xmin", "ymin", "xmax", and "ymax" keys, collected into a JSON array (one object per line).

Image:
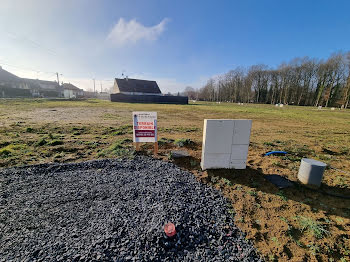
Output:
[{"xmin": 0, "ymin": 156, "xmax": 262, "ymax": 261}]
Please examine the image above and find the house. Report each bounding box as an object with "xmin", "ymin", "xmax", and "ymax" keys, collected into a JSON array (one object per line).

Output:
[
  {"xmin": 22, "ymin": 78, "xmax": 62, "ymax": 97},
  {"xmin": 62, "ymin": 83, "xmax": 84, "ymax": 99},
  {"xmin": 0, "ymin": 66, "xmax": 63, "ymax": 98},
  {"xmin": 112, "ymin": 77, "xmax": 162, "ymax": 95},
  {"xmin": 0, "ymin": 66, "xmax": 29, "ymax": 90},
  {"xmin": 110, "ymin": 77, "xmax": 188, "ymax": 104}
]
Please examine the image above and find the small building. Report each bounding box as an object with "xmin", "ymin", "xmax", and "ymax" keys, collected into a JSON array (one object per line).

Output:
[
  {"xmin": 23, "ymin": 78, "xmax": 59, "ymax": 90},
  {"xmin": 110, "ymin": 77, "xmax": 188, "ymax": 104},
  {"xmin": 63, "ymin": 83, "xmax": 84, "ymax": 99},
  {"xmin": 23, "ymin": 78, "xmax": 62, "ymax": 97}
]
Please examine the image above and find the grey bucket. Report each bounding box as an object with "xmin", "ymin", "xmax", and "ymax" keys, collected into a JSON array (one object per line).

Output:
[{"xmin": 298, "ymin": 158, "xmax": 327, "ymax": 188}]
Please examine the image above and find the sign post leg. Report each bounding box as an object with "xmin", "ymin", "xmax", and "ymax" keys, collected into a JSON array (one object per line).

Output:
[
  {"xmin": 134, "ymin": 142, "xmax": 141, "ymax": 151},
  {"xmin": 154, "ymin": 142, "xmax": 158, "ymax": 155}
]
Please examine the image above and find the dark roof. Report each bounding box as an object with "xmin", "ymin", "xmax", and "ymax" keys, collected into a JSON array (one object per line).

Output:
[
  {"xmin": 22, "ymin": 78, "xmax": 57, "ymax": 85},
  {"xmin": 0, "ymin": 66, "xmax": 21, "ymax": 82},
  {"xmin": 115, "ymin": 78, "xmax": 161, "ymax": 94},
  {"xmin": 62, "ymin": 83, "xmax": 82, "ymax": 91},
  {"xmin": 0, "ymin": 67, "xmax": 61, "ymax": 90}
]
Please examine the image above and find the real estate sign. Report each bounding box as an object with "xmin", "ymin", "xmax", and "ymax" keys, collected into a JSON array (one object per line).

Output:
[{"xmin": 132, "ymin": 112, "xmax": 157, "ymax": 143}]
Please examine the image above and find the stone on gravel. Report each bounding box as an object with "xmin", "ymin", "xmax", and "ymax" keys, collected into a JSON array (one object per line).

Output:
[{"xmin": 171, "ymin": 150, "xmax": 190, "ymax": 158}]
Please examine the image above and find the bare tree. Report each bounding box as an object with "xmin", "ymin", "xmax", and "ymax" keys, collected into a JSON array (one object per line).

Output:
[{"xmin": 196, "ymin": 52, "xmax": 349, "ymax": 107}]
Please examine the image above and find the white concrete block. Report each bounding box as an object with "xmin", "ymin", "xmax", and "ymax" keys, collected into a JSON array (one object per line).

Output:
[
  {"xmin": 229, "ymin": 160, "xmax": 247, "ymax": 169},
  {"xmin": 201, "ymin": 119, "xmax": 252, "ymax": 170},
  {"xmin": 230, "ymin": 144, "xmax": 249, "ymax": 160},
  {"xmin": 202, "ymin": 120, "xmax": 234, "ymax": 154},
  {"xmin": 201, "ymin": 153, "xmax": 231, "ymax": 169},
  {"xmin": 233, "ymin": 120, "xmax": 252, "ymax": 145}
]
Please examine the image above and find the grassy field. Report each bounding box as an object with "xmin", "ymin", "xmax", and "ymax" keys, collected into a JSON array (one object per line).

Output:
[{"xmin": 0, "ymin": 99, "xmax": 350, "ymax": 261}]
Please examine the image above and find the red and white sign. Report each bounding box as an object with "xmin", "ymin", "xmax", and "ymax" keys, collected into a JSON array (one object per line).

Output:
[{"xmin": 133, "ymin": 112, "xmax": 157, "ymax": 142}]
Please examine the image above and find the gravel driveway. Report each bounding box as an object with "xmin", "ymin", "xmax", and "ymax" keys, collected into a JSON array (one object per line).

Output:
[{"xmin": 0, "ymin": 156, "xmax": 261, "ymax": 261}]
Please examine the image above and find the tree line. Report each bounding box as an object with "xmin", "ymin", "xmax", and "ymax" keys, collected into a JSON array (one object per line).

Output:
[{"xmin": 182, "ymin": 52, "xmax": 350, "ymax": 108}]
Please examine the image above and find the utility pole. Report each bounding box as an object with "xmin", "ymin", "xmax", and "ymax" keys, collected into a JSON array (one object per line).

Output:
[
  {"xmin": 93, "ymin": 79, "xmax": 96, "ymax": 93},
  {"xmin": 56, "ymin": 73, "xmax": 60, "ymax": 87},
  {"xmin": 100, "ymin": 82, "xmax": 102, "ymax": 93}
]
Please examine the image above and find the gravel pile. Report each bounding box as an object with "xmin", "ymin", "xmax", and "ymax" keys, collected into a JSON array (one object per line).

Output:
[{"xmin": 0, "ymin": 156, "xmax": 261, "ymax": 261}]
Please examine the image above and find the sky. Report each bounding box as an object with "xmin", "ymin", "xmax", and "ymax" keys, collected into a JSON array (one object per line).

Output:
[{"xmin": 0, "ymin": 0, "xmax": 349, "ymax": 93}]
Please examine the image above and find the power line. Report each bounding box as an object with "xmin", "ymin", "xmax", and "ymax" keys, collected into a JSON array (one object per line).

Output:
[
  {"xmin": 0, "ymin": 59, "xmax": 114, "ymax": 89},
  {"xmin": 0, "ymin": 59, "xmax": 56, "ymax": 75},
  {"xmin": 4, "ymin": 30, "xmax": 59, "ymax": 57}
]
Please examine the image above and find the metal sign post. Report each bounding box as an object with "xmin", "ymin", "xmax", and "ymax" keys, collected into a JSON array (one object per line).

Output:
[{"xmin": 132, "ymin": 112, "xmax": 158, "ymax": 155}]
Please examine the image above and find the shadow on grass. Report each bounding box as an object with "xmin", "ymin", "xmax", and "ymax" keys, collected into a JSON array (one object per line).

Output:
[{"xmin": 202, "ymin": 167, "xmax": 350, "ymax": 219}]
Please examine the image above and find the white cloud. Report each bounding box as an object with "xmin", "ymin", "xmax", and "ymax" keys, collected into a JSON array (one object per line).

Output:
[{"xmin": 107, "ymin": 18, "xmax": 168, "ymax": 46}]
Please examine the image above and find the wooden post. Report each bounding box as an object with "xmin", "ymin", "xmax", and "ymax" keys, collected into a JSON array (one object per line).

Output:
[
  {"xmin": 134, "ymin": 142, "xmax": 141, "ymax": 151},
  {"xmin": 154, "ymin": 142, "xmax": 158, "ymax": 155}
]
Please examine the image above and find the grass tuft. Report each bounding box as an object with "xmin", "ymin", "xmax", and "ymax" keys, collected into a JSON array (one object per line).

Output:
[
  {"xmin": 36, "ymin": 138, "xmax": 47, "ymax": 146},
  {"xmin": 0, "ymin": 148, "xmax": 12, "ymax": 157},
  {"xmin": 221, "ymin": 178, "xmax": 232, "ymax": 186},
  {"xmin": 276, "ymin": 190, "xmax": 288, "ymax": 201},
  {"xmin": 98, "ymin": 138, "xmax": 134, "ymax": 158},
  {"xmin": 158, "ymin": 137, "xmax": 175, "ymax": 145},
  {"xmin": 297, "ymin": 216, "xmax": 329, "ymax": 239},
  {"xmin": 174, "ymin": 138, "xmax": 194, "ymax": 147},
  {"xmin": 48, "ymin": 140, "xmax": 64, "ymax": 146}
]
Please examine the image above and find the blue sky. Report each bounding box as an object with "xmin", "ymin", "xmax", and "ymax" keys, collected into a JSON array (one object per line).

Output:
[{"xmin": 0, "ymin": 0, "xmax": 349, "ymax": 92}]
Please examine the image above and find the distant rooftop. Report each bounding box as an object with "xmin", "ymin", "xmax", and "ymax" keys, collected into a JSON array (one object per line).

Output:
[
  {"xmin": 115, "ymin": 78, "xmax": 161, "ymax": 94},
  {"xmin": 22, "ymin": 78, "xmax": 57, "ymax": 85},
  {"xmin": 62, "ymin": 83, "xmax": 82, "ymax": 91},
  {"xmin": 0, "ymin": 66, "xmax": 21, "ymax": 82}
]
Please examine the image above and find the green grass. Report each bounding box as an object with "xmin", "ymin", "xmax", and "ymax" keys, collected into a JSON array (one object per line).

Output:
[
  {"xmin": 335, "ymin": 176, "xmax": 347, "ymax": 187},
  {"xmin": 98, "ymin": 138, "xmax": 134, "ymax": 158},
  {"xmin": 263, "ymin": 141, "xmax": 276, "ymax": 147},
  {"xmin": 248, "ymin": 190, "xmax": 257, "ymax": 196},
  {"xmin": 158, "ymin": 137, "xmax": 175, "ymax": 145},
  {"xmin": 0, "ymin": 148, "xmax": 12, "ymax": 157},
  {"xmin": 36, "ymin": 138, "xmax": 47, "ymax": 146},
  {"xmin": 297, "ymin": 216, "xmax": 329, "ymax": 239},
  {"xmin": 48, "ymin": 140, "xmax": 64, "ymax": 146},
  {"xmin": 307, "ymin": 243, "xmax": 320, "ymax": 255},
  {"xmin": 0, "ymin": 144, "xmax": 27, "ymax": 159},
  {"xmin": 271, "ymin": 237, "xmax": 279, "ymax": 244},
  {"xmin": 221, "ymin": 178, "xmax": 232, "ymax": 186},
  {"xmin": 174, "ymin": 138, "xmax": 194, "ymax": 147},
  {"xmin": 276, "ymin": 190, "xmax": 288, "ymax": 201},
  {"xmin": 210, "ymin": 176, "xmax": 220, "ymax": 184},
  {"xmin": 25, "ymin": 127, "xmax": 34, "ymax": 133}
]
